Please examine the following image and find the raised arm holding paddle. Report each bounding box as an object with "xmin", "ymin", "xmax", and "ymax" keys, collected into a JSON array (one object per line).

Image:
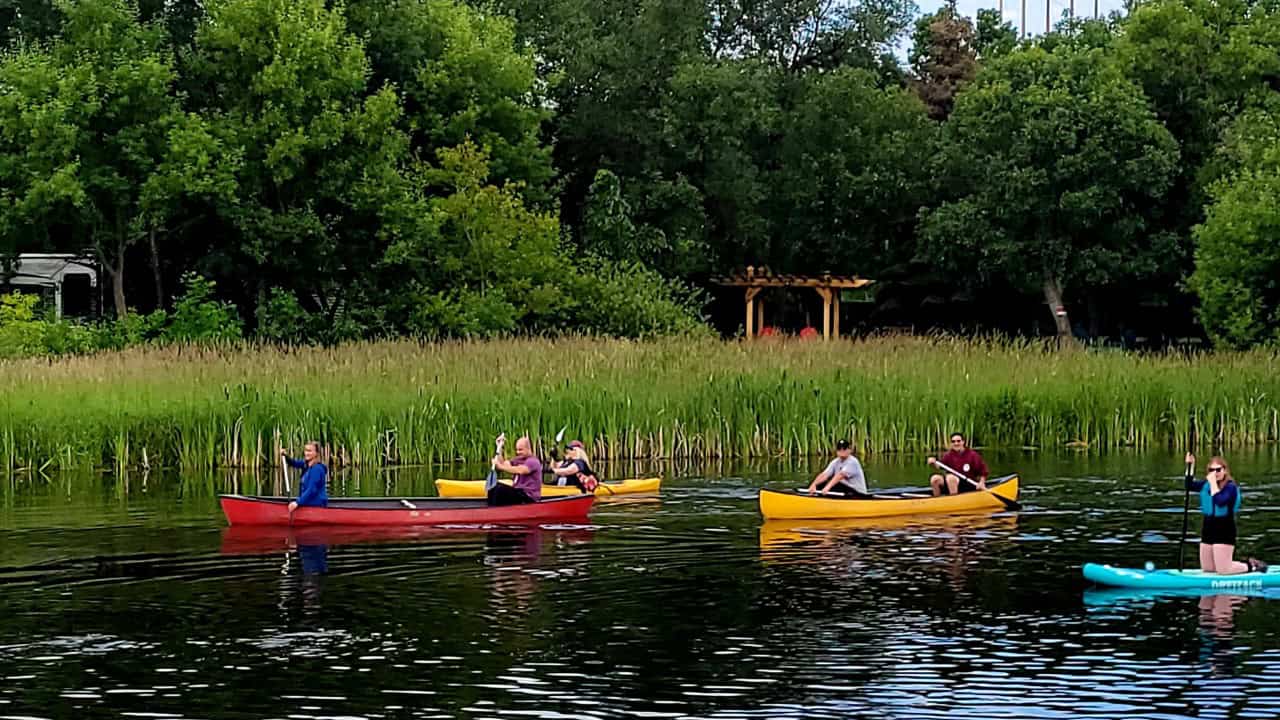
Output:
[
  {"xmin": 282, "ymin": 441, "xmax": 328, "ymax": 514},
  {"xmin": 487, "ymin": 434, "xmax": 543, "ymax": 506},
  {"xmin": 928, "ymin": 433, "xmax": 988, "ymax": 497}
]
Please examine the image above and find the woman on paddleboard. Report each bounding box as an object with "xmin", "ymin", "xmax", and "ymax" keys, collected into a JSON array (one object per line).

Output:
[{"xmin": 1186, "ymin": 452, "xmax": 1266, "ymax": 574}]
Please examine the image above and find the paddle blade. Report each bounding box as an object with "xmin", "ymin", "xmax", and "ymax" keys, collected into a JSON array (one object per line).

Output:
[
  {"xmin": 484, "ymin": 467, "xmax": 498, "ymax": 491},
  {"xmin": 996, "ymin": 495, "xmax": 1022, "ymax": 512}
]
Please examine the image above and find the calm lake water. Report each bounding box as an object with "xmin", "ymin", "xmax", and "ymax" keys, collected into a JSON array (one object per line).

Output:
[{"xmin": 3, "ymin": 451, "xmax": 1280, "ymax": 719}]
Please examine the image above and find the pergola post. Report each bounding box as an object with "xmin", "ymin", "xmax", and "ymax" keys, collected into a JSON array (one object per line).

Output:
[
  {"xmin": 815, "ymin": 288, "xmax": 832, "ymax": 340},
  {"xmin": 744, "ymin": 287, "xmax": 761, "ymax": 338},
  {"xmin": 832, "ymin": 291, "xmax": 840, "ymax": 339}
]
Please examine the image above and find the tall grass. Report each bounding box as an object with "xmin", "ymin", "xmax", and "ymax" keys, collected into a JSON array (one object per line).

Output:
[{"xmin": 0, "ymin": 335, "xmax": 1277, "ymax": 472}]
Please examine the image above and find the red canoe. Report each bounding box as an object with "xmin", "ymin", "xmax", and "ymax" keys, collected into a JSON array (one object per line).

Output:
[{"xmin": 219, "ymin": 494, "xmax": 595, "ymax": 526}]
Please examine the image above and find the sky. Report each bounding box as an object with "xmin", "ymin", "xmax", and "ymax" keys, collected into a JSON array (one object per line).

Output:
[{"xmin": 899, "ymin": 0, "xmax": 1133, "ymax": 59}]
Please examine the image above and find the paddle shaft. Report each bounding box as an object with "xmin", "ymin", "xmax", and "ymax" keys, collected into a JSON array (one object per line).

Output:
[
  {"xmin": 933, "ymin": 460, "xmax": 1020, "ymax": 511},
  {"xmin": 281, "ymin": 451, "xmax": 291, "ymax": 494},
  {"xmin": 1178, "ymin": 461, "xmax": 1193, "ymax": 571}
]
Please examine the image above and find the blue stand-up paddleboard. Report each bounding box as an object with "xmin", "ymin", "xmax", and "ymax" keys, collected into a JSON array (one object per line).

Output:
[{"xmin": 1083, "ymin": 562, "xmax": 1280, "ymax": 590}]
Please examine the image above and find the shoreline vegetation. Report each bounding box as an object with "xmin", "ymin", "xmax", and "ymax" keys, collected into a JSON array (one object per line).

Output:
[{"xmin": 2, "ymin": 335, "xmax": 1279, "ymax": 475}]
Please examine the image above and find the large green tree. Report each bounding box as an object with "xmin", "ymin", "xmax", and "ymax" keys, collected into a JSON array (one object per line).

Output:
[
  {"xmin": 187, "ymin": 0, "xmax": 427, "ymax": 333},
  {"xmin": 1189, "ymin": 97, "xmax": 1280, "ymax": 348},
  {"xmin": 775, "ymin": 68, "xmax": 934, "ymax": 274},
  {"xmin": 346, "ymin": 0, "xmax": 552, "ymax": 199},
  {"xmin": 920, "ymin": 40, "xmax": 1179, "ymax": 339},
  {"xmin": 0, "ymin": 0, "xmax": 198, "ymax": 318}
]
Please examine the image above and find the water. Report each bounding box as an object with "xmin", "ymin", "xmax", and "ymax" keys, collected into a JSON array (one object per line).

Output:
[{"xmin": 3, "ymin": 452, "xmax": 1280, "ymax": 719}]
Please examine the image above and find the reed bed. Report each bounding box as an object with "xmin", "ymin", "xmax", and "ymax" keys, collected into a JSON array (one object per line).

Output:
[{"xmin": 1, "ymin": 335, "xmax": 1278, "ymax": 473}]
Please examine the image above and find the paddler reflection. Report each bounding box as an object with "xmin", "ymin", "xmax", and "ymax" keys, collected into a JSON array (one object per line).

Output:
[
  {"xmin": 483, "ymin": 526, "xmax": 595, "ymax": 614},
  {"xmin": 1198, "ymin": 593, "xmax": 1246, "ymax": 677}
]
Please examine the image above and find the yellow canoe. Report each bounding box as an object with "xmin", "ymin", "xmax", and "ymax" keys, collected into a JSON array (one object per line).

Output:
[
  {"xmin": 758, "ymin": 475, "xmax": 1019, "ymax": 520},
  {"xmin": 435, "ymin": 477, "xmax": 662, "ymax": 498}
]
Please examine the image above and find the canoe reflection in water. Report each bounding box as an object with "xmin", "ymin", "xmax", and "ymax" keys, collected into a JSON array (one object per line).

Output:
[
  {"xmin": 757, "ymin": 507, "xmax": 1018, "ymax": 586},
  {"xmin": 221, "ymin": 523, "xmax": 595, "ymax": 612}
]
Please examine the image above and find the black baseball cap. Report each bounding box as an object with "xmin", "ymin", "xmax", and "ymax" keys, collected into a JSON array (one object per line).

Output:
[{"xmin": 835, "ymin": 440, "xmax": 851, "ymax": 450}]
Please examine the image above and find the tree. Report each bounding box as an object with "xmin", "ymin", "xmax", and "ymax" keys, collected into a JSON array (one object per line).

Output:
[
  {"xmin": 579, "ymin": 170, "xmax": 667, "ymax": 265},
  {"xmin": 188, "ymin": 0, "xmax": 426, "ymax": 333},
  {"xmin": 1115, "ymin": 0, "xmax": 1247, "ymax": 174},
  {"xmin": 658, "ymin": 59, "xmax": 782, "ymax": 273},
  {"xmin": 1190, "ymin": 167, "xmax": 1280, "ymax": 348},
  {"xmin": 1189, "ymin": 97, "xmax": 1280, "ymax": 348},
  {"xmin": 909, "ymin": 6, "xmax": 978, "ymax": 120},
  {"xmin": 975, "ymin": 8, "xmax": 1016, "ymax": 60},
  {"xmin": 345, "ymin": 0, "xmax": 552, "ymax": 200},
  {"xmin": 0, "ymin": 0, "xmax": 186, "ymax": 318},
  {"xmin": 775, "ymin": 68, "xmax": 934, "ymax": 274},
  {"xmin": 920, "ymin": 42, "xmax": 1179, "ymax": 340},
  {"xmin": 708, "ymin": 0, "xmax": 915, "ymax": 74}
]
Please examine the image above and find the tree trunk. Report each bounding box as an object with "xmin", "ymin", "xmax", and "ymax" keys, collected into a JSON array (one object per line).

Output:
[
  {"xmin": 1041, "ymin": 275, "xmax": 1074, "ymax": 343},
  {"xmin": 149, "ymin": 229, "xmax": 164, "ymax": 310},
  {"xmin": 108, "ymin": 239, "xmax": 128, "ymax": 320}
]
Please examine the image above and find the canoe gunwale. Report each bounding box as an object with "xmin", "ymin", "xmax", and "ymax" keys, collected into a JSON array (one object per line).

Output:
[
  {"xmin": 766, "ymin": 474, "xmax": 1018, "ymax": 502},
  {"xmin": 758, "ymin": 475, "xmax": 1020, "ymax": 520}
]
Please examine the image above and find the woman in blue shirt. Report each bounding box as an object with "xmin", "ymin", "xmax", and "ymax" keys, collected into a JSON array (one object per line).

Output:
[
  {"xmin": 1186, "ymin": 453, "xmax": 1265, "ymax": 574},
  {"xmin": 282, "ymin": 442, "xmax": 328, "ymax": 512}
]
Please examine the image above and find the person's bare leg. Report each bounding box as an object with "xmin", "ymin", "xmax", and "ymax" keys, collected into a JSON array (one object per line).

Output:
[
  {"xmin": 1200, "ymin": 543, "xmax": 1216, "ymax": 572},
  {"xmin": 1213, "ymin": 544, "xmax": 1249, "ymax": 575},
  {"xmin": 930, "ymin": 474, "xmax": 944, "ymax": 496},
  {"xmin": 946, "ymin": 474, "xmax": 961, "ymax": 495}
]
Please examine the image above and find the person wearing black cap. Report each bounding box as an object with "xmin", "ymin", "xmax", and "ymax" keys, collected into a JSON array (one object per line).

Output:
[
  {"xmin": 806, "ymin": 440, "xmax": 868, "ymax": 496},
  {"xmin": 550, "ymin": 440, "xmax": 599, "ymax": 492}
]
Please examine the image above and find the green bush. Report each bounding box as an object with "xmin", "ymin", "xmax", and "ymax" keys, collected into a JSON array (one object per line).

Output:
[
  {"xmin": 0, "ymin": 291, "xmax": 103, "ymax": 358},
  {"xmin": 93, "ymin": 310, "xmax": 168, "ymax": 350},
  {"xmin": 255, "ymin": 288, "xmax": 312, "ymax": 344},
  {"xmin": 161, "ymin": 273, "xmax": 243, "ymax": 342},
  {"xmin": 40, "ymin": 318, "xmax": 97, "ymax": 355},
  {"xmin": 0, "ymin": 292, "xmax": 46, "ymax": 358},
  {"xmin": 567, "ymin": 256, "xmax": 707, "ymax": 337},
  {"xmin": 410, "ymin": 287, "xmax": 521, "ymax": 338}
]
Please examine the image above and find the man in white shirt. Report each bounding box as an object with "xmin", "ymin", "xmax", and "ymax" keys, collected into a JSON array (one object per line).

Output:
[{"xmin": 806, "ymin": 440, "xmax": 869, "ymax": 496}]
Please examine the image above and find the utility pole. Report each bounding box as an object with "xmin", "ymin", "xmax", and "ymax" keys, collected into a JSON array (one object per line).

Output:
[
  {"xmin": 1022, "ymin": 0, "xmax": 1027, "ymax": 37},
  {"xmin": 1046, "ymin": 0, "xmax": 1051, "ymax": 34}
]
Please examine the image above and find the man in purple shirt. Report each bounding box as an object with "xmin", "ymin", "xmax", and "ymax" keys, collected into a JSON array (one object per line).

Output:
[{"xmin": 489, "ymin": 435, "xmax": 543, "ymax": 506}]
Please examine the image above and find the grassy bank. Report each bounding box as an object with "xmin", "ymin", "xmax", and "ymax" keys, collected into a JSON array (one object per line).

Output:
[{"xmin": 1, "ymin": 335, "xmax": 1278, "ymax": 473}]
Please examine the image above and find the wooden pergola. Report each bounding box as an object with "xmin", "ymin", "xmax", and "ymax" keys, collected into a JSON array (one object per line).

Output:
[{"xmin": 713, "ymin": 266, "xmax": 874, "ymax": 340}]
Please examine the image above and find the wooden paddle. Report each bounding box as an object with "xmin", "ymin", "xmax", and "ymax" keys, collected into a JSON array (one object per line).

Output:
[
  {"xmin": 280, "ymin": 445, "xmax": 294, "ymax": 526},
  {"xmin": 485, "ymin": 435, "xmax": 504, "ymax": 491},
  {"xmin": 933, "ymin": 460, "xmax": 1021, "ymax": 511}
]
